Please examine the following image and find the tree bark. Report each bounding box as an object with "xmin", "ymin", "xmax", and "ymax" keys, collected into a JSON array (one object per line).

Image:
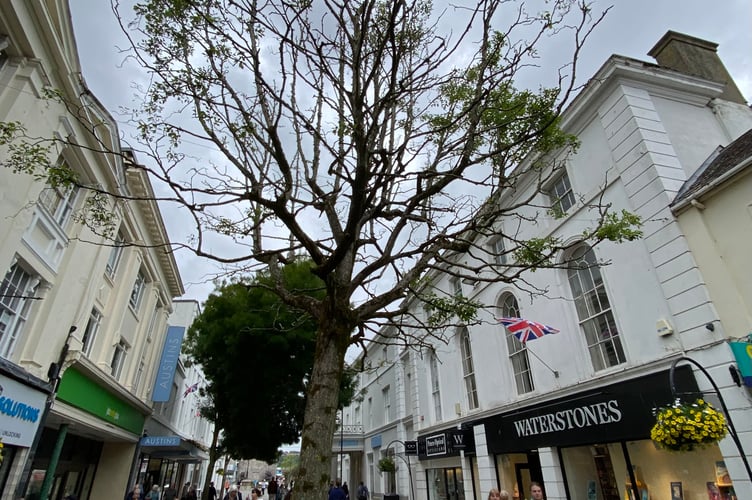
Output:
[
  {"xmin": 296, "ymin": 322, "xmax": 350, "ymax": 500},
  {"xmin": 202, "ymin": 423, "xmax": 222, "ymax": 500}
]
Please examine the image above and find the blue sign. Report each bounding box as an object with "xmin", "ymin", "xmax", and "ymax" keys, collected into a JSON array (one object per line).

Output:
[
  {"xmin": 371, "ymin": 434, "xmax": 382, "ymax": 448},
  {"xmin": 141, "ymin": 435, "xmax": 181, "ymax": 447},
  {"xmin": 151, "ymin": 326, "xmax": 186, "ymax": 402}
]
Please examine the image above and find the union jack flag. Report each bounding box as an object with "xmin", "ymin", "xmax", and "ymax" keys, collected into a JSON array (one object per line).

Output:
[
  {"xmin": 183, "ymin": 382, "xmax": 199, "ymax": 398},
  {"xmin": 497, "ymin": 317, "xmax": 560, "ymax": 343}
]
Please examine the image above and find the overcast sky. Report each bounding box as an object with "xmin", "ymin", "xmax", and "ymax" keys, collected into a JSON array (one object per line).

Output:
[{"xmin": 69, "ymin": 0, "xmax": 752, "ymax": 304}]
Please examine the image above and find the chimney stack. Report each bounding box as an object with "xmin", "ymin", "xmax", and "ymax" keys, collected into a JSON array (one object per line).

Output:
[{"xmin": 648, "ymin": 31, "xmax": 746, "ymax": 104}]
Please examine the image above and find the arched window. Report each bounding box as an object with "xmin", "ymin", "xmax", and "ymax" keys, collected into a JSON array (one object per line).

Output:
[
  {"xmin": 567, "ymin": 245, "xmax": 625, "ymax": 370},
  {"xmin": 499, "ymin": 293, "xmax": 534, "ymax": 394},
  {"xmin": 459, "ymin": 328, "xmax": 478, "ymax": 409}
]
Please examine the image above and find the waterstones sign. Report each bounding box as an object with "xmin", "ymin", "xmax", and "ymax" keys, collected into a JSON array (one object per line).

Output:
[{"xmin": 484, "ymin": 366, "xmax": 698, "ymax": 453}]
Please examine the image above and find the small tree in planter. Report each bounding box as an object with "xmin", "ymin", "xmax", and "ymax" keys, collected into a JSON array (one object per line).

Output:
[{"xmin": 378, "ymin": 457, "xmax": 396, "ymax": 474}]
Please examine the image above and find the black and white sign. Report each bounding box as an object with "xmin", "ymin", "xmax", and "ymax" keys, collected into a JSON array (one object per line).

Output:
[
  {"xmin": 404, "ymin": 440, "xmax": 418, "ymax": 455},
  {"xmin": 483, "ymin": 366, "xmax": 698, "ymax": 453},
  {"xmin": 417, "ymin": 427, "xmax": 475, "ymax": 460}
]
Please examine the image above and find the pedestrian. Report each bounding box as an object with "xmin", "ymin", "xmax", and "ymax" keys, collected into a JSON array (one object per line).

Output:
[
  {"xmin": 126, "ymin": 483, "xmax": 145, "ymax": 500},
  {"xmin": 342, "ymin": 482, "xmax": 349, "ymax": 500},
  {"xmin": 356, "ymin": 482, "xmax": 369, "ymax": 500},
  {"xmin": 268, "ymin": 478, "xmax": 278, "ymax": 500},
  {"xmin": 187, "ymin": 484, "xmax": 198, "ymax": 500},
  {"xmin": 149, "ymin": 485, "xmax": 161, "ymax": 500},
  {"xmin": 487, "ymin": 488, "xmax": 510, "ymax": 500},
  {"xmin": 181, "ymin": 482, "xmax": 192, "ymax": 500},
  {"xmin": 163, "ymin": 484, "xmax": 179, "ymax": 500},
  {"xmin": 328, "ymin": 480, "xmax": 346, "ymax": 500},
  {"xmin": 224, "ymin": 485, "xmax": 243, "ymax": 500},
  {"xmin": 208, "ymin": 481, "xmax": 217, "ymax": 500},
  {"xmin": 530, "ymin": 482, "xmax": 545, "ymax": 500}
]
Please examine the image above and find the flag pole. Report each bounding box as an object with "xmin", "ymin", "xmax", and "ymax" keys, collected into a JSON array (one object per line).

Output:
[{"xmin": 524, "ymin": 344, "xmax": 559, "ymax": 378}]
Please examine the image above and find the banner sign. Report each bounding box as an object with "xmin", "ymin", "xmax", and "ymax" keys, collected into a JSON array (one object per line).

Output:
[
  {"xmin": 483, "ymin": 366, "xmax": 697, "ymax": 453},
  {"xmin": 152, "ymin": 326, "xmax": 186, "ymax": 402},
  {"xmin": 0, "ymin": 374, "xmax": 47, "ymax": 447},
  {"xmin": 417, "ymin": 427, "xmax": 475, "ymax": 459}
]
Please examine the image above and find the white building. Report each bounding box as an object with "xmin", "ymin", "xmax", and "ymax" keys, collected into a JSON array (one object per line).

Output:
[
  {"xmin": 341, "ymin": 32, "xmax": 752, "ymax": 500},
  {"xmin": 0, "ymin": 2, "xmax": 185, "ymax": 498},
  {"xmin": 137, "ymin": 300, "xmax": 216, "ymax": 498}
]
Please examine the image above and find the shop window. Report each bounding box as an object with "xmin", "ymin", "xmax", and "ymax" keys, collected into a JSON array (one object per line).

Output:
[
  {"xmin": 499, "ymin": 293, "xmax": 534, "ymax": 394},
  {"xmin": 110, "ymin": 338, "xmax": 128, "ymax": 378},
  {"xmin": 81, "ymin": 307, "xmax": 102, "ymax": 356},
  {"xmin": 548, "ymin": 171, "xmax": 575, "ymax": 215},
  {"xmin": 427, "ymin": 467, "xmax": 464, "ymax": 500},
  {"xmin": 567, "ymin": 245, "xmax": 625, "ymax": 371},
  {"xmin": 429, "ymin": 350, "xmax": 442, "ymax": 421},
  {"xmin": 0, "ymin": 262, "xmax": 40, "ymax": 359},
  {"xmin": 459, "ymin": 328, "xmax": 478, "ymax": 409}
]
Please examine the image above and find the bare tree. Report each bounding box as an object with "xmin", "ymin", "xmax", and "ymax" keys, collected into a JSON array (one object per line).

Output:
[{"xmin": 1, "ymin": 1, "xmax": 644, "ymax": 499}]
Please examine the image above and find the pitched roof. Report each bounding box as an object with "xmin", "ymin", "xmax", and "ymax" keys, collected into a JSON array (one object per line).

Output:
[{"xmin": 672, "ymin": 127, "xmax": 752, "ymax": 207}]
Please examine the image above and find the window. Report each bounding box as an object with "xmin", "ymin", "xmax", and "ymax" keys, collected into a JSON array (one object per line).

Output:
[
  {"xmin": 0, "ymin": 263, "xmax": 39, "ymax": 359},
  {"xmin": 133, "ymin": 358, "xmax": 145, "ymax": 393},
  {"xmin": 129, "ymin": 271, "xmax": 146, "ymax": 311},
  {"xmin": 492, "ymin": 237, "xmax": 507, "ymax": 265},
  {"xmin": 549, "ymin": 171, "xmax": 575, "ymax": 214},
  {"xmin": 429, "ymin": 351, "xmax": 442, "ymax": 421},
  {"xmin": 500, "ymin": 293, "xmax": 534, "ymax": 394},
  {"xmin": 383, "ymin": 386, "xmax": 391, "ymax": 422},
  {"xmin": 39, "ymin": 182, "xmax": 78, "ymax": 228},
  {"xmin": 105, "ymin": 232, "xmax": 125, "ymax": 277},
  {"xmin": 81, "ymin": 308, "xmax": 102, "ymax": 356},
  {"xmin": 459, "ymin": 328, "xmax": 479, "ymax": 409},
  {"xmin": 110, "ymin": 339, "xmax": 128, "ymax": 378},
  {"xmin": 452, "ymin": 278, "xmax": 462, "ymax": 296},
  {"xmin": 568, "ymin": 245, "xmax": 625, "ymax": 371},
  {"xmin": 368, "ymin": 397, "xmax": 373, "ymax": 429}
]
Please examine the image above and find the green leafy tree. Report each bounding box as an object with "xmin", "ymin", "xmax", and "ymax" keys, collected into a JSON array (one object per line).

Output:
[{"xmin": 0, "ymin": 2, "xmax": 643, "ymax": 500}]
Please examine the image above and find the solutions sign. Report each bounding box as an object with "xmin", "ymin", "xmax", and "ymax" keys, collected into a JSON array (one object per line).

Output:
[
  {"xmin": 0, "ymin": 374, "xmax": 47, "ymax": 447},
  {"xmin": 152, "ymin": 326, "xmax": 186, "ymax": 402}
]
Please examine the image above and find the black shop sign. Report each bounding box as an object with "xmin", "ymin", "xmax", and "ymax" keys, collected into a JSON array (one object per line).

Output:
[
  {"xmin": 483, "ymin": 366, "xmax": 698, "ymax": 453},
  {"xmin": 417, "ymin": 427, "xmax": 475, "ymax": 460}
]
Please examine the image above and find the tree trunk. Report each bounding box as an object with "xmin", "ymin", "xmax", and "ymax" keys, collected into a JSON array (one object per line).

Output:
[
  {"xmin": 296, "ymin": 324, "xmax": 349, "ymax": 500},
  {"xmin": 201, "ymin": 423, "xmax": 222, "ymax": 500}
]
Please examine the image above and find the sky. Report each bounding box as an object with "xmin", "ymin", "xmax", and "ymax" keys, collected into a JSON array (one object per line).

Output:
[{"xmin": 68, "ymin": 0, "xmax": 752, "ymax": 305}]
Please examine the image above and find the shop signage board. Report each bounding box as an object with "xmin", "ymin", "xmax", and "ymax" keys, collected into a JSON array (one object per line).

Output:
[
  {"xmin": 57, "ymin": 367, "xmax": 145, "ymax": 434},
  {"xmin": 152, "ymin": 326, "xmax": 186, "ymax": 402},
  {"xmin": 483, "ymin": 366, "xmax": 698, "ymax": 453},
  {"xmin": 0, "ymin": 374, "xmax": 47, "ymax": 447},
  {"xmin": 404, "ymin": 440, "xmax": 418, "ymax": 455},
  {"xmin": 140, "ymin": 435, "xmax": 181, "ymax": 447},
  {"xmin": 417, "ymin": 427, "xmax": 475, "ymax": 459}
]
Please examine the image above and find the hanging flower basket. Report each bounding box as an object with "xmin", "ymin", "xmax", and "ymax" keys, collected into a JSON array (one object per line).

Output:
[
  {"xmin": 378, "ymin": 457, "xmax": 396, "ymax": 473},
  {"xmin": 651, "ymin": 398, "xmax": 727, "ymax": 452}
]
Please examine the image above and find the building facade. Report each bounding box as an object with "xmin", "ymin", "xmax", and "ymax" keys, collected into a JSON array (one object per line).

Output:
[
  {"xmin": 340, "ymin": 32, "xmax": 752, "ymax": 500},
  {"xmin": 0, "ymin": 2, "xmax": 185, "ymax": 498}
]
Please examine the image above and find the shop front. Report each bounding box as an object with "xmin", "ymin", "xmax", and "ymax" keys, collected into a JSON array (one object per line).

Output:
[
  {"xmin": 482, "ymin": 367, "xmax": 738, "ymax": 500},
  {"xmin": 0, "ymin": 365, "xmax": 50, "ymax": 496},
  {"xmin": 135, "ymin": 431, "xmax": 208, "ymax": 496},
  {"xmin": 417, "ymin": 427, "xmax": 475, "ymax": 500}
]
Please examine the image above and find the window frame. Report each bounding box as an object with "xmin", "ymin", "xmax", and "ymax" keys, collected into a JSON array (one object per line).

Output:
[
  {"xmin": 548, "ymin": 171, "xmax": 575, "ymax": 214},
  {"xmin": 459, "ymin": 328, "xmax": 479, "ymax": 409},
  {"xmin": 81, "ymin": 307, "xmax": 102, "ymax": 356},
  {"xmin": 567, "ymin": 245, "xmax": 626, "ymax": 371},
  {"xmin": 492, "ymin": 236, "xmax": 507, "ymax": 265},
  {"xmin": 105, "ymin": 232, "xmax": 125, "ymax": 278},
  {"xmin": 0, "ymin": 263, "xmax": 39, "ymax": 359},
  {"xmin": 500, "ymin": 293, "xmax": 534, "ymax": 394},
  {"xmin": 38, "ymin": 181, "xmax": 79, "ymax": 229},
  {"xmin": 110, "ymin": 339, "xmax": 128, "ymax": 378},
  {"xmin": 129, "ymin": 270, "xmax": 146, "ymax": 311},
  {"xmin": 429, "ymin": 351, "xmax": 442, "ymax": 421}
]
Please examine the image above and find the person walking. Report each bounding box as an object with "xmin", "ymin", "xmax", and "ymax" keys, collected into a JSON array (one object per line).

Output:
[
  {"xmin": 268, "ymin": 478, "xmax": 278, "ymax": 500},
  {"xmin": 328, "ymin": 481, "xmax": 346, "ymax": 500},
  {"xmin": 356, "ymin": 482, "xmax": 369, "ymax": 500},
  {"xmin": 208, "ymin": 482, "xmax": 217, "ymax": 500},
  {"xmin": 126, "ymin": 483, "xmax": 145, "ymax": 500},
  {"xmin": 148, "ymin": 485, "xmax": 161, "ymax": 500},
  {"xmin": 487, "ymin": 488, "xmax": 510, "ymax": 500},
  {"xmin": 163, "ymin": 484, "xmax": 179, "ymax": 500}
]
